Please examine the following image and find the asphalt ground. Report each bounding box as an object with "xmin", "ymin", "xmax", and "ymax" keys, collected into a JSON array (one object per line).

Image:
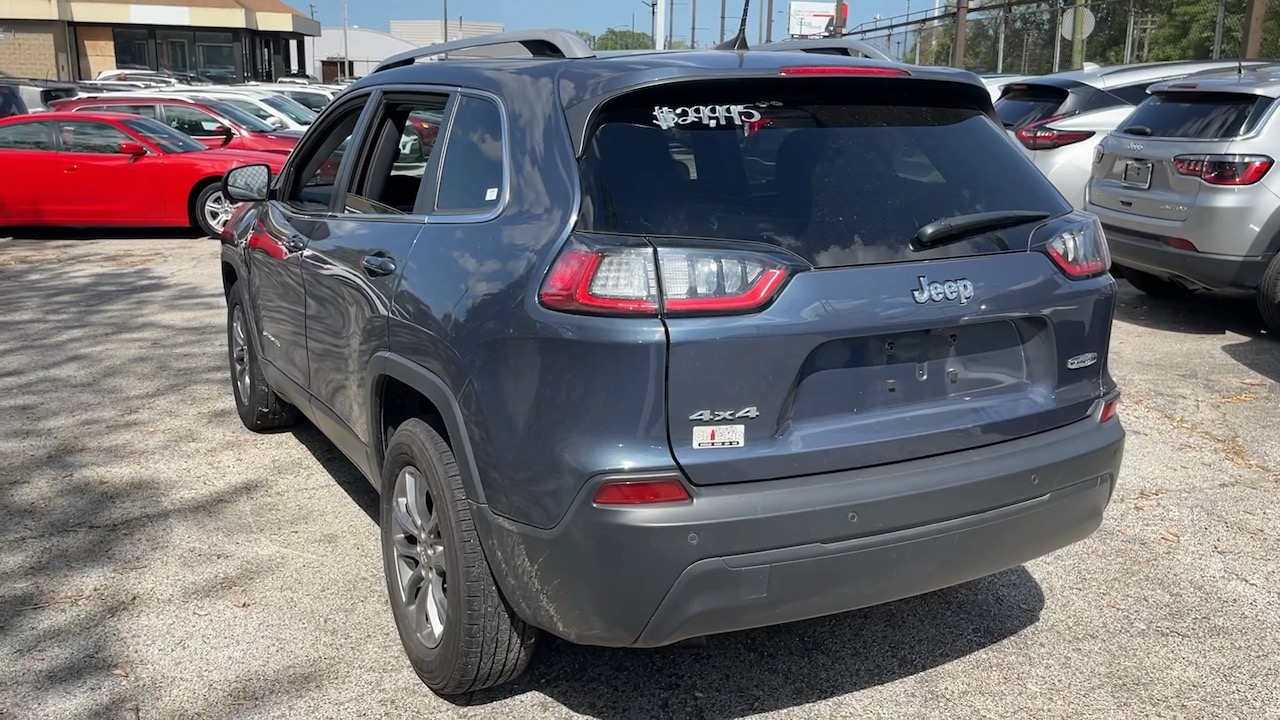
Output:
[{"xmin": 1, "ymin": 234, "xmax": 1277, "ymax": 719}]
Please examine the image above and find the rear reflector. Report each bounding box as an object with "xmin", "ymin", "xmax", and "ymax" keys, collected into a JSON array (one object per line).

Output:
[
  {"xmin": 593, "ymin": 478, "xmax": 691, "ymax": 505},
  {"xmin": 1099, "ymin": 398, "xmax": 1119, "ymax": 423},
  {"xmin": 1162, "ymin": 237, "xmax": 1198, "ymax": 253},
  {"xmin": 1173, "ymin": 154, "xmax": 1273, "ymax": 185},
  {"xmin": 778, "ymin": 66, "xmax": 910, "ymax": 77}
]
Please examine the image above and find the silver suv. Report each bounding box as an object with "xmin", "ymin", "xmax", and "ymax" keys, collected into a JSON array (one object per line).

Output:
[{"xmin": 1087, "ymin": 67, "xmax": 1280, "ymax": 328}]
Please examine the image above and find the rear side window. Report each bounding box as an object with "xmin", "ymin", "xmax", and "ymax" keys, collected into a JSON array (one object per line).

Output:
[
  {"xmin": 578, "ymin": 79, "xmax": 1069, "ymax": 269},
  {"xmin": 1120, "ymin": 92, "xmax": 1275, "ymax": 139},
  {"xmin": 0, "ymin": 86, "xmax": 28, "ymax": 117},
  {"xmin": 995, "ymin": 84, "xmax": 1069, "ymax": 128},
  {"xmin": 435, "ymin": 95, "xmax": 504, "ymax": 215},
  {"xmin": 0, "ymin": 122, "xmax": 53, "ymax": 149}
]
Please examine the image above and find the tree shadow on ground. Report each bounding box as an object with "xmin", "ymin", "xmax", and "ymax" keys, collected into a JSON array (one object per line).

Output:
[
  {"xmin": 1, "ymin": 227, "xmax": 206, "ymax": 242},
  {"xmin": 1112, "ymin": 280, "xmax": 1272, "ymax": 338},
  {"xmin": 0, "ymin": 240, "xmax": 319, "ymax": 717},
  {"xmin": 454, "ymin": 567, "xmax": 1043, "ymax": 719}
]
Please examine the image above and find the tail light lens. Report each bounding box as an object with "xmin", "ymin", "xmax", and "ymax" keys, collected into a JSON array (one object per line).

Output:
[
  {"xmin": 1016, "ymin": 115, "xmax": 1095, "ymax": 151},
  {"xmin": 1044, "ymin": 217, "xmax": 1110, "ymax": 279},
  {"xmin": 593, "ymin": 477, "xmax": 691, "ymax": 505},
  {"xmin": 1173, "ymin": 154, "xmax": 1273, "ymax": 185},
  {"xmin": 1098, "ymin": 397, "xmax": 1119, "ymax": 423},
  {"xmin": 539, "ymin": 240, "xmax": 790, "ymax": 317}
]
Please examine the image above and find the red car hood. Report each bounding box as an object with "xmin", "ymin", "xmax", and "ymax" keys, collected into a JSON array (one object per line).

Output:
[{"xmin": 195, "ymin": 148, "xmax": 287, "ymax": 171}]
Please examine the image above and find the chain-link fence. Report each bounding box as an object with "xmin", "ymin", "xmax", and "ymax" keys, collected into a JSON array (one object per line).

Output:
[{"xmin": 846, "ymin": 0, "xmax": 1276, "ymax": 74}]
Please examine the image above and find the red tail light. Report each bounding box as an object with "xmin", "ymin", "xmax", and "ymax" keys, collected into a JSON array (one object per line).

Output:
[
  {"xmin": 779, "ymin": 66, "xmax": 910, "ymax": 77},
  {"xmin": 1173, "ymin": 154, "xmax": 1273, "ymax": 185},
  {"xmin": 593, "ymin": 477, "xmax": 691, "ymax": 505},
  {"xmin": 1161, "ymin": 237, "xmax": 1198, "ymax": 252},
  {"xmin": 1044, "ymin": 217, "xmax": 1111, "ymax": 279},
  {"xmin": 1016, "ymin": 115, "xmax": 1095, "ymax": 151},
  {"xmin": 539, "ymin": 241, "xmax": 790, "ymax": 317}
]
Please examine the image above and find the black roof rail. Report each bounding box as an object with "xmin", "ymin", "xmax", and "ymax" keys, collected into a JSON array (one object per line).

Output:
[
  {"xmin": 754, "ymin": 38, "xmax": 892, "ymax": 62},
  {"xmin": 375, "ymin": 28, "xmax": 595, "ymax": 72}
]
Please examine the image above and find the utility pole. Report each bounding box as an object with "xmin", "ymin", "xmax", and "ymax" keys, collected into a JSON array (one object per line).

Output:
[
  {"xmin": 996, "ymin": 5, "xmax": 1007, "ymax": 73},
  {"xmin": 668, "ymin": 0, "xmax": 675, "ymax": 47},
  {"xmin": 951, "ymin": 0, "xmax": 968, "ymax": 67},
  {"xmin": 1123, "ymin": 0, "xmax": 1134, "ymax": 63},
  {"xmin": 442, "ymin": 0, "xmax": 449, "ymax": 42},
  {"xmin": 766, "ymin": 0, "xmax": 774, "ymax": 42},
  {"xmin": 341, "ymin": 0, "xmax": 349, "ymax": 79},
  {"xmin": 1243, "ymin": 0, "xmax": 1268, "ymax": 58},
  {"xmin": 1213, "ymin": 0, "xmax": 1226, "ymax": 58},
  {"xmin": 720, "ymin": 0, "xmax": 726, "ymax": 41},
  {"xmin": 833, "ymin": 0, "xmax": 846, "ymax": 36},
  {"xmin": 691, "ymin": 0, "xmax": 698, "ymax": 47},
  {"xmin": 1052, "ymin": 0, "xmax": 1063, "ymax": 71},
  {"xmin": 1069, "ymin": 0, "xmax": 1085, "ymax": 68},
  {"xmin": 655, "ymin": 0, "xmax": 666, "ymax": 48}
]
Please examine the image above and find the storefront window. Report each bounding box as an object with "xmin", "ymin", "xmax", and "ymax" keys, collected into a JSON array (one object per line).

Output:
[
  {"xmin": 195, "ymin": 32, "xmax": 236, "ymax": 84},
  {"xmin": 113, "ymin": 29, "xmax": 150, "ymax": 71}
]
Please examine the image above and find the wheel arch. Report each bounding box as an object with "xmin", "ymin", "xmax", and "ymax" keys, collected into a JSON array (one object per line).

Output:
[{"xmin": 367, "ymin": 351, "xmax": 486, "ymax": 504}]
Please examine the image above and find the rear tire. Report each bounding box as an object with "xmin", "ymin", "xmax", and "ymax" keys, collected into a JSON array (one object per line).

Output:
[
  {"xmin": 1256, "ymin": 254, "xmax": 1280, "ymax": 333},
  {"xmin": 380, "ymin": 419, "xmax": 537, "ymax": 696},
  {"xmin": 1122, "ymin": 268, "xmax": 1193, "ymax": 299},
  {"xmin": 226, "ymin": 282, "xmax": 299, "ymax": 432}
]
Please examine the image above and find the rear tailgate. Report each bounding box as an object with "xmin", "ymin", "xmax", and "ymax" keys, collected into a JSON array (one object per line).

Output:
[
  {"xmin": 1090, "ymin": 90, "xmax": 1276, "ymax": 221},
  {"xmin": 572, "ymin": 75, "xmax": 1114, "ymax": 486}
]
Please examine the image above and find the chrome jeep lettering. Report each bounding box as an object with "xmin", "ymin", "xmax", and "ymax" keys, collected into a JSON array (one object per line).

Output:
[{"xmin": 912, "ymin": 276, "xmax": 974, "ymax": 305}]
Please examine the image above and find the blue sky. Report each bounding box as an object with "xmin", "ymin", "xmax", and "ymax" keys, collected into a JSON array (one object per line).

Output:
[{"xmin": 310, "ymin": 0, "xmax": 919, "ymax": 48}]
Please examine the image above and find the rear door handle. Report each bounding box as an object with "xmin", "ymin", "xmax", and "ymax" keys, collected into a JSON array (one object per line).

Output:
[{"xmin": 360, "ymin": 254, "xmax": 396, "ymax": 277}]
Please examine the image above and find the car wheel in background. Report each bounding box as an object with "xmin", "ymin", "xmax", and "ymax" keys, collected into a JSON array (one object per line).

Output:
[
  {"xmin": 1256, "ymin": 254, "xmax": 1280, "ymax": 333},
  {"xmin": 380, "ymin": 418, "xmax": 537, "ymax": 696},
  {"xmin": 196, "ymin": 183, "xmax": 235, "ymax": 238},
  {"xmin": 1122, "ymin": 268, "xmax": 1194, "ymax": 300},
  {"xmin": 226, "ymin": 282, "xmax": 300, "ymax": 432}
]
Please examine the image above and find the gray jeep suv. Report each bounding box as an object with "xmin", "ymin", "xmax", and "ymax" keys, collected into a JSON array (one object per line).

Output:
[
  {"xmin": 1088, "ymin": 66, "xmax": 1280, "ymax": 328},
  {"xmin": 217, "ymin": 26, "xmax": 1125, "ymax": 696}
]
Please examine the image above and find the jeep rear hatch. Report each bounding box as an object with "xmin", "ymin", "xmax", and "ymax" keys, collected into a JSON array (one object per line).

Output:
[{"xmin": 551, "ymin": 76, "xmax": 1114, "ymax": 486}]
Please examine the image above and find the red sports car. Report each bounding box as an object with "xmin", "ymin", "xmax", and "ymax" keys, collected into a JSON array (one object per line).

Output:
[
  {"xmin": 0, "ymin": 111, "xmax": 286, "ymax": 237},
  {"xmin": 50, "ymin": 95, "xmax": 300, "ymax": 155}
]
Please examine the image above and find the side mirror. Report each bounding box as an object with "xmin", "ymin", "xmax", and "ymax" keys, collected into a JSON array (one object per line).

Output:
[
  {"xmin": 223, "ymin": 163, "xmax": 271, "ymax": 203},
  {"xmin": 266, "ymin": 116, "xmax": 285, "ymax": 129},
  {"xmin": 213, "ymin": 125, "xmax": 233, "ymax": 145},
  {"xmin": 118, "ymin": 141, "xmax": 147, "ymax": 156}
]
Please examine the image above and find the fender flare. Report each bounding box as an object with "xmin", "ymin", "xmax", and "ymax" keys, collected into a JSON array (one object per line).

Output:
[{"xmin": 366, "ymin": 351, "xmax": 487, "ymax": 505}]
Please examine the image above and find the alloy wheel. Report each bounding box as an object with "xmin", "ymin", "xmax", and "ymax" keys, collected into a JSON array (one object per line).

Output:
[
  {"xmin": 203, "ymin": 190, "xmax": 234, "ymax": 234},
  {"xmin": 391, "ymin": 465, "xmax": 448, "ymax": 648},
  {"xmin": 230, "ymin": 305, "xmax": 252, "ymax": 403}
]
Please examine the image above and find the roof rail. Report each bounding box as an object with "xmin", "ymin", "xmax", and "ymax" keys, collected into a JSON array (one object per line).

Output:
[
  {"xmin": 754, "ymin": 38, "xmax": 892, "ymax": 62},
  {"xmin": 375, "ymin": 28, "xmax": 595, "ymax": 72}
]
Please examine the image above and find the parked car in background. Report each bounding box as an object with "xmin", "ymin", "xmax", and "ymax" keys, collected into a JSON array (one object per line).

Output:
[
  {"xmin": 50, "ymin": 95, "xmax": 300, "ymax": 154},
  {"xmin": 1087, "ymin": 67, "xmax": 1280, "ymax": 329},
  {"xmin": 161, "ymin": 89, "xmax": 318, "ymax": 131},
  {"xmin": 95, "ymin": 68, "xmax": 215, "ymax": 86},
  {"xmin": 981, "ymin": 73, "xmax": 1032, "ymax": 101},
  {"xmin": 997, "ymin": 59, "xmax": 1278, "ymax": 208},
  {"xmin": 218, "ymin": 29, "xmax": 1123, "ymax": 697},
  {"xmin": 0, "ymin": 111, "xmax": 284, "ymax": 236},
  {"xmin": 234, "ymin": 82, "xmax": 337, "ymax": 113},
  {"xmin": 0, "ymin": 78, "xmax": 79, "ymax": 115}
]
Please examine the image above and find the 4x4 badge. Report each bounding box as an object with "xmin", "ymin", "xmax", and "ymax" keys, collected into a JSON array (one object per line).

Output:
[{"xmin": 912, "ymin": 276, "xmax": 975, "ymax": 305}]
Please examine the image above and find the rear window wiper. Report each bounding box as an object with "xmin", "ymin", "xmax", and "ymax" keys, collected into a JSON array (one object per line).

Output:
[
  {"xmin": 911, "ymin": 211, "xmax": 1052, "ymax": 252},
  {"xmin": 1123, "ymin": 125, "xmax": 1153, "ymax": 136}
]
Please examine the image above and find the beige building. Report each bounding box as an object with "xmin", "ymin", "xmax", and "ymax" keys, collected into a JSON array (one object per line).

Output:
[
  {"xmin": 388, "ymin": 19, "xmax": 504, "ymax": 48},
  {"xmin": 0, "ymin": 0, "xmax": 320, "ymax": 82}
]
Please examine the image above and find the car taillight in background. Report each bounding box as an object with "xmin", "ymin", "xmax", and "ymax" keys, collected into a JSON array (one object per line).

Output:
[
  {"xmin": 1044, "ymin": 217, "xmax": 1111, "ymax": 279},
  {"xmin": 539, "ymin": 240, "xmax": 791, "ymax": 317},
  {"xmin": 778, "ymin": 66, "xmax": 911, "ymax": 77},
  {"xmin": 1172, "ymin": 154, "xmax": 1273, "ymax": 186},
  {"xmin": 1016, "ymin": 115, "xmax": 1095, "ymax": 151}
]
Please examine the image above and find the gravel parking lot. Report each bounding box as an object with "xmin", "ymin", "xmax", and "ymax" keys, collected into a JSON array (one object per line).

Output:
[{"xmin": 2, "ymin": 235, "xmax": 1278, "ymax": 720}]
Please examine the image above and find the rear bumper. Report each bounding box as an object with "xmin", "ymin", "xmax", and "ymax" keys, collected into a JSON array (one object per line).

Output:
[
  {"xmin": 1104, "ymin": 224, "xmax": 1270, "ymax": 290},
  {"xmin": 473, "ymin": 415, "xmax": 1124, "ymax": 648}
]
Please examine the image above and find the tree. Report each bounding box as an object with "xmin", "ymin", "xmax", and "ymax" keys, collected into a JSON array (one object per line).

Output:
[{"xmin": 594, "ymin": 28, "xmax": 655, "ymax": 50}]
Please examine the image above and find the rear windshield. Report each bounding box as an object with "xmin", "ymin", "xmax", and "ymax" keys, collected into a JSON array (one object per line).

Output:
[
  {"xmin": 1120, "ymin": 91, "xmax": 1275, "ymax": 139},
  {"xmin": 995, "ymin": 84, "xmax": 1069, "ymax": 129},
  {"xmin": 578, "ymin": 79, "xmax": 1068, "ymax": 269},
  {"xmin": 0, "ymin": 85, "xmax": 26, "ymax": 117}
]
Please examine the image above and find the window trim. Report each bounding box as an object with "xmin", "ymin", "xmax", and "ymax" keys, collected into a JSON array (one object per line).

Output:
[
  {"xmin": 427, "ymin": 88, "xmax": 511, "ymax": 225},
  {"xmin": 335, "ymin": 87, "xmax": 457, "ymax": 222}
]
